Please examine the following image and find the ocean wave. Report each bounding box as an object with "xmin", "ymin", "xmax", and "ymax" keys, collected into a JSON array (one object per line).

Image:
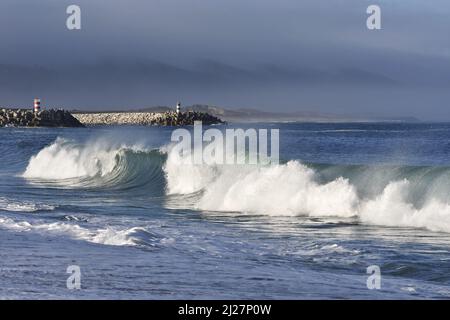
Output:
[
  {"xmin": 164, "ymin": 146, "xmax": 450, "ymax": 233},
  {"xmin": 22, "ymin": 137, "xmax": 165, "ymax": 192},
  {"xmin": 359, "ymin": 180, "xmax": 450, "ymax": 232},
  {"xmin": 22, "ymin": 137, "xmax": 450, "ymax": 233}
]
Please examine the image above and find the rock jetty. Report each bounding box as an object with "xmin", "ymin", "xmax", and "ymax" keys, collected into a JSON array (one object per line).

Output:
[
  {"xmin": 72, "ymin": 111, "xmax": 224, "ymax": 126},
  {"xmin": 0, "ymin": 109, "xmax": 84, "ymax": 128}
]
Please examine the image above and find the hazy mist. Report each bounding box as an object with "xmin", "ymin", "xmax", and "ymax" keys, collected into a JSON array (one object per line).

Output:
[{"xmin": 1, "ymin": 0, "xmax": 450, "ymax": 120}]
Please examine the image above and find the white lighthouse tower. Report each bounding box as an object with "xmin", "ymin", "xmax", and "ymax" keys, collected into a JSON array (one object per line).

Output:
[
  {"xmin": 34, "ymin": 98, "xmax": 41, "ymax": 113},
  {"xmin": 176, "ymin": 101, "xmax": 181, "ymax": 115}
]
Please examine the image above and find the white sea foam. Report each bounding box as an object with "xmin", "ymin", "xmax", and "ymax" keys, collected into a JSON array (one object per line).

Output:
[
  {"xmin": 23, "ymin": 137, "xmax": 125, "ymax": 179},
  {"xmin": 360, "ymin": 180, "xmax": 450, "ymax": 233},
  {"xmin": 197, "ymin": 161, "xmax": 358, "ymax": 217},
  {"xmin": 0, "ymin": 216, "xmax": 146, "ymax": 246},
  {"xmin": 0, "ymin": 197, "xmax": 55, "ymax": 212},
  {"xmin": 165, "ymin": 147, "xmax": 359, "ymax": 216},
  {"xmin": 163, "ymin": 143, "xmax": 218, "ymax": 194}
]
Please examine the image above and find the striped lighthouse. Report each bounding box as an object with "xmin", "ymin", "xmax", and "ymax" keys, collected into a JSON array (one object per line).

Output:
[{"xmin": 34, "ymin": 98, "xmax": 41, "ymax": 113}]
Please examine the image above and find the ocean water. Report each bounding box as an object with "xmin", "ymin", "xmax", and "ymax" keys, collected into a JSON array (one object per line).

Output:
[{"xmin": 1, "ymin": 122, "xmax": 450, "ymax": 299}]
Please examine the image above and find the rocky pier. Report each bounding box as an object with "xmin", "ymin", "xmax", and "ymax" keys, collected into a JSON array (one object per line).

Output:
[
  {"xmin": 0, "ymin": 108, "xmax": 224, "ymax": 128},
  {"xmin": 72, "ymin": 111, "xmax": 224, "ymax": 126},
  {"xmin": 0, "ymin": 109, "xmax": 84, "ymax": 128}
]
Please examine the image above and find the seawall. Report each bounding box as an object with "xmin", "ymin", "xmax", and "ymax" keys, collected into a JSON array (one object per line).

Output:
[{"xmin": 72, "ymin": 111, "xmax": 224, "ymax": 126}]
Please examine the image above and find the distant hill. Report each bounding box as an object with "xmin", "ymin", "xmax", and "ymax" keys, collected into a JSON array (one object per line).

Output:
[{"xmin": 136, "ymin": 104, "xmax": 420, "ymax": 123}]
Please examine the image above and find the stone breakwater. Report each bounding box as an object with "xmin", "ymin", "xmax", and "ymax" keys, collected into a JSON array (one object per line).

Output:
[
  {"xmin": 0, "ymin": 109, "xmax": 84, "ymax": 127},
  {"xmin": 72, "ymin": 111, "xmax": 224, "ymax": 126}
]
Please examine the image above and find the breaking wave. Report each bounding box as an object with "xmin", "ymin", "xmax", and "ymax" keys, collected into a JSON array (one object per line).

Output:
[
  {"xmin": 23, "ymin": 137, "xmax": 165, "ymax": 193},
  {"xmin": 22, "ymin": 138, "xmax": 450, "ymax": 233},
  {"xmin": 164, "ymin": 145, "xmax": 450, "ymax": 233}
]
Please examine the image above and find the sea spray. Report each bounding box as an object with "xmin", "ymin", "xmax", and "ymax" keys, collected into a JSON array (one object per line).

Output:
[{"xmin": 171, "ymin": 122, "xmax": 279, "ymax": 165}]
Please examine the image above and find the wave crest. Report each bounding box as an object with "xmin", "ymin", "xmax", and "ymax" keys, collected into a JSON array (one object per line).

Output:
[{"xmin": 22, "ymin": 137, "xmax": 165, "ymax": 192}]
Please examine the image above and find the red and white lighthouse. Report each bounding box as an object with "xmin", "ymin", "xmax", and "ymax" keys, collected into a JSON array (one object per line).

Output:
[{"xmin": 34, "ymin": 98, "xmax": 41, "ymax": 113}]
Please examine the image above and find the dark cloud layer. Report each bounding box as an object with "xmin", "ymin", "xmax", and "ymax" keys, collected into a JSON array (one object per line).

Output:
[{"xmin": 0, "ymin": 0, "xmax": 450, "ymax": 120}]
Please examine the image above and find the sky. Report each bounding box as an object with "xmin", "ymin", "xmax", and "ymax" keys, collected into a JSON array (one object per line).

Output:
[{"xmin": 0, "ymin": 0, "xmax": 450, "ymax": 120}]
